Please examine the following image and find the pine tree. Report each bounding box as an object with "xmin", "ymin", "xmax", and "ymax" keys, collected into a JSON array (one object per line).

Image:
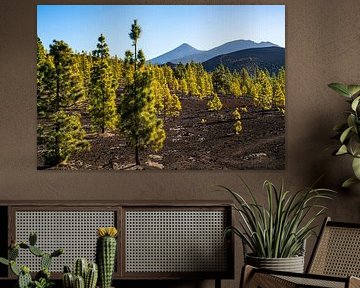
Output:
[
  {"xmin": 229, "ymin": 72, "xmax": 242, "ymax": 97},
  {"xmin": 273, "ymin": 80, "xmax": 285, "ymax": 112},
  {"xmin": 258, "ymin": 70, "xmax": 273, "ymax": 110},
  {"xmin": 239, "ymin": 67, "xmax": 252, "ymax": 96},
  {"xmin": 179, "ymin": 78, "xmax": 189, "ymax": 96},
  {"xmin": 232, "ymin": 108, "xmax": 243, "ymax": 135},
  {"xmin": 277, "ymin": 67, "xmax": 286, "ymax": 96},
  {"xmin": 162, "ymin": 65, "xmax": 179, "ymax": 92},
  {"xmin": 38, "ymin": 40, "xmax": 89, "ymax": 165},
  {"xmin": 207, "ymin": 93, "xmax": 223, "ymax": 111},
  {"xmin": 89, "ymin": 34, "xmax": 118, "ymax": 133},
  {"xmin": 37, "ymin": 37, "xmax": 55, "ymax": 118},
  {"xmin": 151, "ymin": 66, "xmax": 181, "ymax": 121},
  {"xmin": 78, "ymin": 51, "xmax": 92, "ymax": 98},
  {"xmin": 111, "ymin": 55, "xmax": 124, "ymax": 87},
  {"xmin": 212, "ymin": 64, "xmax": 232, "ymax": 95},
  {"xmin": 45, "ymin": 110, "xmax": 89, "ymax": 164},
  {"xmin": 185, "ymin": 62, "xmax": 200, "ymax": 97},
  {"xmin": 119, "ymin": 20, "xmax": 166, "ymax": 166},
  {"xmin": 204, "ymin": 72, "xmax": 214, "ymax": 96},
  {"xmin": 274, "ymin": 67, "xmax": 286, "ymax": 113},
  {"xmin": 250, "ymin": 81, "xmax": 261, "ymax": 107}
]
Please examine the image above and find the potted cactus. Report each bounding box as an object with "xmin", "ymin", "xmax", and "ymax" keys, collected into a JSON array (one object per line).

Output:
[
  {"xmin": 96, "ymin": 227, "xmax": 117, "ymax": 288},
  {"xmin": 62, "ymin": 258, "xmax": 98, "ymax": 288},
  {"xmin": 0, "ymin": 232, "xmax": 63, "ymax": 288}
]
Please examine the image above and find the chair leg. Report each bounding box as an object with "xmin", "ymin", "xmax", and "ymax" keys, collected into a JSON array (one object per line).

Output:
[
  {"xmin": 215, "ymin": 278, "xmax": 221, "ymax": 288},
  {"xmin": 240, "ymin": 265, "xmax": 255, "ymax": 288}
]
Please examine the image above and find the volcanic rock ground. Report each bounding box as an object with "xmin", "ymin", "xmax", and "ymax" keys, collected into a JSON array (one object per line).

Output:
[{"xmin": 38, "ymin": 95, "xmax": 285, "ymax": 170}]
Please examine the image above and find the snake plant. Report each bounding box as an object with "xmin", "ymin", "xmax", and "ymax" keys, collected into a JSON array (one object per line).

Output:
[{"xmin": 220, "ymin": 179, "xmax": 335, "ymax": 258}]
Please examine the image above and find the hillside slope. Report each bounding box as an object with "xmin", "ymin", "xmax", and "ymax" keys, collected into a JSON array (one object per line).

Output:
[{"xmin": 202, "ymin": 46, "xmax": 285, "ymax": 74}]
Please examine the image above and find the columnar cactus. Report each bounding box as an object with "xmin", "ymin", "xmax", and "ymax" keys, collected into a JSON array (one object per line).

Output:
[
  {"xmin": 63, "ymin": 266, "xmax": 75, "ymax": 288},
  {"xmin": 74, "ymin": 275, "xmax": 85, "ymax": 288},
  {"xmin": 62, "ymin": 259, "xmax": 98, "ymax": 288},
  {"xmin": 85, "ymin": 262, "xmax": 98, "ymax": 288},
  {"xmin": 96, "ymin": 227, "xmax": 118, "ymax": 288},
  {"xmin": 75, "ymin": 258, "xmax": 88, "ymax": 279}
]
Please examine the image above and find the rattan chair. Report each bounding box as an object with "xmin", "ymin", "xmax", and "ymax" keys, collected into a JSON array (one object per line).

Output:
[{"xmin": 241, "ymin": 217, "xmax": 360, "ymax": 288}]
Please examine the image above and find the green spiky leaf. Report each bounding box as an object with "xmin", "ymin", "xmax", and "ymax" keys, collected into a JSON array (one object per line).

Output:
[
  {"xmin": 351, "ymin": 96, "xmax": 360, "ymax": 111},
  {"xmin": 347, "ymin": 114, "xmax": 356, "ymax": 128},
  {"xmin": 352, "ymin": 157, "xmax": 360, "ymax": 180},
  {"xmin": 340, "ymin": 126, "xmax": 353, "ymax": 143},
  {"xmin": 328, "ymin": 83, "xmax": 360, "ymax": 98},
  {"xmin": 0, "ymin": 257, "xmax": 9, "ymax": 266},
  {"xmin": 347, "ymin": 85, "xmax": 360, "ymax": 97},
  {"xmin": 336, "ymin": 144, "xmax": 348, "ymax": 155},
  {"xmin": 342, "ymin": 177, "xmax": 360, "ymax": 188},
  {"xmin": 328, "ymin": 83, "xmax": 351, "ymax": 97},
  {"xmin": 348, "ymin": 135, "xmax": 360, "ymax": 157},
  {"xmin": 217, "ymin": 179, "xmax": 335, "ymax": 258}
]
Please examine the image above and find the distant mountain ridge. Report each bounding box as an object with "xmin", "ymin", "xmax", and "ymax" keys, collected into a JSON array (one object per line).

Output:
[
  {"xmin": 149, "ymin": 39, "xmax": 279, "ymax": 64},
  {"xmin": 149, "ymin": 43, "xmax": 203, "ymax": 65},
  {"xmin": 202, "ymin": 46, "xmax": 285, "ymax": 75}
]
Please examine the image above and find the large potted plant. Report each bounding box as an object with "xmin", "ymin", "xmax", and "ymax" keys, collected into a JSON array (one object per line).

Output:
[
  {"xmin": 220, "ymin": 180, "xmax": 334, "ymax": 273},
  {"xmin": 328, "ymin": 83, "xmax": 360, "ymax": 187}
]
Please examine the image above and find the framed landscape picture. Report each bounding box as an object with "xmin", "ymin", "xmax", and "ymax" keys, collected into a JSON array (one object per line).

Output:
[{"xmin": 37, "ymin": 5, "xmax": 285, "ymax": 170}]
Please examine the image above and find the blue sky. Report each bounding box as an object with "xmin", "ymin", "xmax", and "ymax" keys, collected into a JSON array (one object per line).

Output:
[{"xmin": 37, "ymin": 5, "xmax": 285, "ymax": 59}]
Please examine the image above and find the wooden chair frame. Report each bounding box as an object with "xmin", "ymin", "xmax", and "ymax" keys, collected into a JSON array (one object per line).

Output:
[{"xmin": 241, "ymin": 217, "xmax": 360, "ymax": 288}]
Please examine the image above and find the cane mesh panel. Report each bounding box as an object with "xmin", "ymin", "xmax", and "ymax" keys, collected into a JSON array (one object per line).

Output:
[
  {"xmin": 277, "ymin": 275, "xmax": 346, "ymax": 288},
  {"xmin": 15, "ymin": 210, "xmax": 115, "ymax": 272},
  {"xmin": 309, "ymin": 226, "xmax": 360, "ymax": 277},
  {"xmin": 125, "ymin": 210, "xmax": 227, "ymax": 273}
]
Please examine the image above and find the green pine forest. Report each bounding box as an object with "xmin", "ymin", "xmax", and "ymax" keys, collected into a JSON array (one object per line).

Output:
[{"xmin": 37, "ymin": 20, "xmax": 285, "ymax": 169}]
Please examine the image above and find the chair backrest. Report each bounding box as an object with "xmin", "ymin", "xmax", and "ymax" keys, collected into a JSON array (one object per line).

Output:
[{"xmin": 307, "ymin": 217, "xmax": 360, "ymax": 278}]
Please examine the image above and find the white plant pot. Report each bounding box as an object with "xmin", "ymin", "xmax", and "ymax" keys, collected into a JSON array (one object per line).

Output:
[{"xmin": 245, "ymin": 254, "xmax": 305, "ymax": 273}]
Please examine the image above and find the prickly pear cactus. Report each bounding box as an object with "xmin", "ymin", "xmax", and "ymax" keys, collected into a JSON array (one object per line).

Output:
[
  {"xmin": 0, "ymin": 232, "xmax": 63, "ymax": 288},
  {"xmin": 29, "ymin": 245, "xmax": 44, "ymax": 257},
  {"xmin": 10, "ymin": 260, "xmax": 21, "ymax": 275},
  {"xmin": 9, "ymin": 245, "xmax": 19, "ymax": 260},
  {"xmin": 29, "ymin": 232, "xmax": 37, "ymax": 246},
  {"xmin": 96, "ymin": 227, "xmax": 118, "ymax": 288},
  {"xmin": 40, "ymin": 253, "xmax": 52, "ymax": 270},
  {"xmin": 18, "ymin": 266, "xmax": 32, "ymax": 288}
]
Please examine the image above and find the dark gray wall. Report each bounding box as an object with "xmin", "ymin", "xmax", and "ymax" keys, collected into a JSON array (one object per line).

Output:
[{"xmin": 1, "ymin": 0, "xmax": 360, "ymax": 287}]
